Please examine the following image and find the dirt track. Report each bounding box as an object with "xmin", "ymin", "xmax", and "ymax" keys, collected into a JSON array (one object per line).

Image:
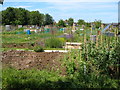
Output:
[{"xmin": 2, "ymin": 50, "xmax": 66, "ymax": 75}]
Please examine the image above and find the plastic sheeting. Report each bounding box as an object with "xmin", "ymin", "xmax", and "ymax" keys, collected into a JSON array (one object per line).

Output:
[
  {"xmin": 102, "ymin": 24, "xmax": 112, "ymax": 33},
  {"xmin": 27, "ymin": 30, "xmax": 31, "ymax": 35}
]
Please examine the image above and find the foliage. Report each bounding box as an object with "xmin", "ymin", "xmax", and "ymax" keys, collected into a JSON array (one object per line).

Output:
[
  {"xmin": 29, "ymin": 11, "xmax": 44, "ymax": 26},
  {"xmin": 2, "ymin": 7, "xmax": 30, "ymax": 25},
  {"xmin": 44, "ymin": 14, "xmax": 54, "ymax": 25},
  {"xmin": 2, "ymin": 68, "xmax": 64, "ymax": 89},
  {"xmin": 2, "ymin": 7, "xmax": 17, "ymax": 25},
  {"xmin": 2, "ymin": 36, "xmax": 120, "ymax": 89},
  {"xmin": 77, "ymin": 19, "xmax": 85, "ymax": 25},
  {"xmin": 67, "ymin": 18, "xmax": 74, "ymax": 26},
  {"xmin": 85, "ymin": 22, "xmax": 91, "ymax": 27},
  {"xmin": 45, "ymin": 37, "xmax": 65, "ymax": 48},
  {"xmin": 57, "ymin": 19, "xmax": 66, "ymax": 27},
  {"xmin": 34, "ymin": 46, "xmax": 44, "ymax": 52},
  {"xmin": 1, "ymin": 7, "xmax": 53, "ymax": 26},
  {"xmin": 2, "ymin": 66, "xmax": 119, "ymax": 89},
  {"xmin": 81, "ymin": 38, "xmax": 120, "ymax": 77},
  {"xmin": 94, "ymin": 20, "xmax": 102, "ymax": 29},
  {"xmin": 2, "ymin": 32, "xmax": 55, "ymax": 43}
]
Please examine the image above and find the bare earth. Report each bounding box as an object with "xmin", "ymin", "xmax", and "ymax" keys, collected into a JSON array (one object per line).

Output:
[{"xmin": 2, "ymin": 50, "xmax": 66, "ymax": 75}]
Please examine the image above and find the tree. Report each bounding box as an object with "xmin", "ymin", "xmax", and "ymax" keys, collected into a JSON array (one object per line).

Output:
[
  {"xmin": 77, "ymin": 19, "xmax": 85, "ymax": 26},
  {"xmin": 17, "ymin": 8, "xmax": 30, "ymax": 25},
  {"xmin": 57, "ymin": 19, "xmax": 66, "ymax": 27},
  {"xmin": 30, "ymin": 11, "xmax": 44, "ymax": 26},
  {"xmin": 2, "ymin": 7, "xmax": 31, "ymax": 25},
  {"xmin": 67, "ymin": 18, "xmax": 74, "ymax": 26},
  {"xmin": 94, "ymin": 20, "xmax": 102, "ymax": 29},
  {"xmin": 2, "ymin": 7, "xmax": 16, "ymax": 25},
  {"xmin": 44, "ymin": 14, "xmax": 54, "ymax": 25},
  {"xmin": 2, "ymin": 7, "xmax": 44, "ymax": 26},
  {"xmin": 85, "ymin": 22, "xmax": 91, "ymax": 27}
]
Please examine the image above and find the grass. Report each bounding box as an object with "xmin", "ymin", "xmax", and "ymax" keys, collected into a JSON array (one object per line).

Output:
[
  {"xmin": 2, "ymin": 68, "xmax": 65, "ymax": 89},
  {"xmin": 2, "ymin": 66, "xmax": 119, "ymax": 89},
  {"xmin": 1, "ymin": 48, "xmax": 33, "ymax": 52},
  {"xmin": 0, "ymin": 65, "xmax": 2, "ymax": 89},
  {"xmin": 2, "ymin": 28, "xmax": 63, "ymax": 44},
  {"xmin": 2, "ymin": 33, "xmax": 54, "ymax": 43},
  {"xmin": 1, "ymin": 48, "xmax": 65, "ymax": 52}
]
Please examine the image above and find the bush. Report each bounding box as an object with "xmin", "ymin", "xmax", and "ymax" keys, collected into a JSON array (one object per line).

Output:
[
  {"xmin": 17, "ymin": 27, "xmax": 25, "ymax": 31},
  {"xmin": 45, "ymin": 37, "xmax": 65, "ymax": 48},
  {"xmin": 34, "ymin": 46, "xmax": 44, "ymax": 52}
]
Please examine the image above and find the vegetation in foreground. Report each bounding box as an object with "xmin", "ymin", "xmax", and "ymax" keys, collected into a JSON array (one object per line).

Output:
[
  {"xmin": 2, "ymin": 39, "xmax": 120, "ymax": 89},
  {"xmin": 2, "ymin": 67, "xmax": 119, "ymax": 89}
]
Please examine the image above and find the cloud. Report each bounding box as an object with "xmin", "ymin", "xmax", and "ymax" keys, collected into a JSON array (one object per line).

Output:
[
  {"xmin": 2, "ymin": 5, "xmax": 32, "ymax": 11},
  {"xmin": 47, "ymin": 2, "xmax": 117, "ymax": 11},
  {"xmin": 29, "ymin": 2, "xmax": 117, "ymax": 23},
  {"xmin": 15, "ymin": 6, "xmax": 32, "ymax": 8}
]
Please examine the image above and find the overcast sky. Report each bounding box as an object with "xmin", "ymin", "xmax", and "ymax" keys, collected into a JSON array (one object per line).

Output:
[{"xmin": 1, "ymin": 0, "xmax": 119, "ymax": 23}]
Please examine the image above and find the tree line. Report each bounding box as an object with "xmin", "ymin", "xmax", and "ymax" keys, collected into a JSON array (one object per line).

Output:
[
  {"xmin": 1, "ymin": 7, "xmax": 54, "ymax": 26},
  {"xmin": 1, "ymin": 7, "xmax": 102, "ymax": 28},
  {"xmin": 57, "ymin": 19, "xmax": 102, "ymax": 28}
]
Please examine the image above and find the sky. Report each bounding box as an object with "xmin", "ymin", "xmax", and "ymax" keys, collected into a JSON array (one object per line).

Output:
[{"xmin": 1, "ymin": 0, "xmax": 119, "ymax": 23}]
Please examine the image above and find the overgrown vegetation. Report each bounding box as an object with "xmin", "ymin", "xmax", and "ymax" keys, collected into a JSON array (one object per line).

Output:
[
  {"xmin": 45, "ymin": 37, "xmax": 65, "ymax": 48},
  {"xmin": 2, "ymin": 37, "xmax": 120, "ymax": 89}
]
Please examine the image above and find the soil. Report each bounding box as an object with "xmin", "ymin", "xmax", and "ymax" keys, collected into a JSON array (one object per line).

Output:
[
  {"xmin": 2, "ymin": 50, "xmax": 66, "ymax": 75},
  {"xmin": 2, "ymin": 42, "xmax": 45, "ymax": 49}
]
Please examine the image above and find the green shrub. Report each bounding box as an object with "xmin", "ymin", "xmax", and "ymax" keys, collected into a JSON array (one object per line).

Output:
[
  {"xmin": 17, "ymin": 27, "xmax": 25, "ymax": 31},
  {"xmin": 45, "ymin": 37, "xmax": 65, "ymax": 48},
  {"xmin": 34, "ymin": 46, "xmax": 44, "ymax": 52}
]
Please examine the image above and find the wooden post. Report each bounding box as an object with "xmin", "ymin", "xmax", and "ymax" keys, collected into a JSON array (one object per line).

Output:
[
  {"xmin": 90, "ymin": 23, "xmax": 92, "ymax": 55},
  {"xmin": 96, "ymin": 30, "xmax": 98, "ymax": 48},
  {"xmin": 100, "ymin": 24, "xmax": 104, "ymax": 48},
  {"xmin": 91, "ymin": 23, "xmax": 92, "ymax": 35},
  {"xmin": 115, "ymin": 28, "xmax": 117, "ymax": 47},
  {"xmin": 100, "ymin": 34, "xmax": 103, "ymax": 47},
  {"xmin": 80, "ymin": 50, "xmax": 81, "ymax": 61},
  {"xmin": 115, "ymin": 29, "xmax": 117, "ymax": 47},
  {"xmin": 84, "ymin": 33, "xmax": 86, "ymax": 50},
  {"xmin": 84, "ymin": 33, "xmax": 88, "ymax": 61},
  {"xmin": 83, "ymin": 33, "xmax": 87, "ymax": 74},
  {"xmin": 116, "ymin": 28, "xmax": 119, "ymax": 43}
]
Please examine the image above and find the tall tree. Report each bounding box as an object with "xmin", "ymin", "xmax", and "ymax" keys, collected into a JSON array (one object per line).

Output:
[
  {"xmin": 57, "ymin": 19, "xmax": 66, "ymax": 27},
  {"xmin": 67, "ymin": 18, "xmax": 74, "ymax": 26},
  {"xmin": 2, "ymin": 7, "xmax": 45, "ymax": 26},
  {"xmin": 44, "ymin": 14, "xmax": 54, "ymax": 25},
  {"xmin": 17, "ymin": 8, "xmax": 30, "ymax": 25},
  {"xmin": 30, "ymin": 11, "xmax": 39, "ymax": 25},
  {"xmin": 94, "ymin": 20, "xmax": 102, "ymax": 29},
  {"xmin": 85, "ymin": 22, "xmax": 91, "ymax": 27},
  {"xmin": 77, "ymin": 19, "xmax": 85, "ymax": 26},
  {"xmin": 2, "ymin": 7, "xmax": 31, "ymax": 25},
  {"xmin": 2, "ymin": 7, "xmax": 16, "ymax": 25}
]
